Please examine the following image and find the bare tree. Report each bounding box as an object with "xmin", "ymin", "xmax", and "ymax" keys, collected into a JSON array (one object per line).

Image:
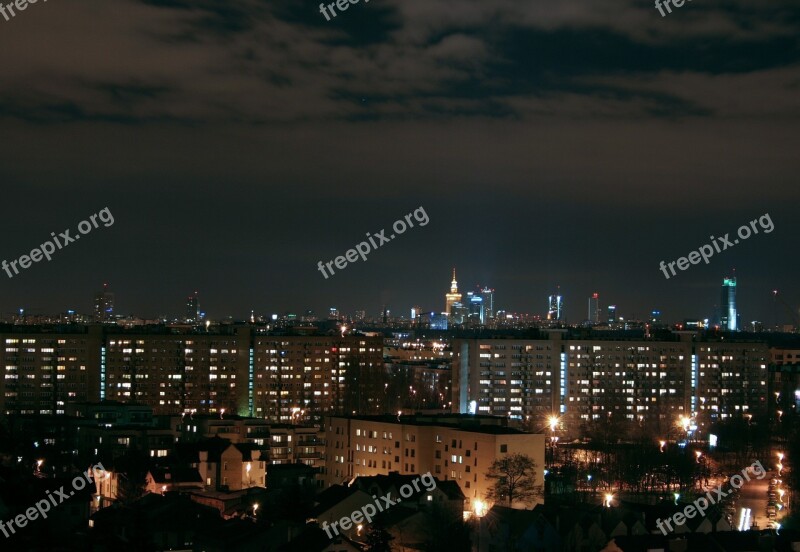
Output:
[{"xmin": 486, "ymin": 453, "xmax": 542, "ymax": 507}]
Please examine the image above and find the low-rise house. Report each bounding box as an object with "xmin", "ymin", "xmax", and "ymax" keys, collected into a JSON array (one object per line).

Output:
[{"xmin": 145, "ymin": 466, "xmax": 204, "ymax": 494}]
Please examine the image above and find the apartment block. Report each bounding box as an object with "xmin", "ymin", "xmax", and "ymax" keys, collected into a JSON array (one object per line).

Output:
[
  {"xmin": 324, "ymin": 414, "xmax": 545, "ymax": 511},
  {"xmin": 452, "ymin": 338, "xmax": 559, "ymax": 419},
  {"xmin": 453, "ymin": 331, "xmax": 771, "ymax": 435},
  {"xmin": 104, "ymin": 328, "xmax": 251, "ymax": 415},
  {"xmin": 0, "ymin": 326, "xmax": 102, "ymax": 415},
  {"xmin": 252, "ymin": 335, "xmax": 384, "ymax": 423}
]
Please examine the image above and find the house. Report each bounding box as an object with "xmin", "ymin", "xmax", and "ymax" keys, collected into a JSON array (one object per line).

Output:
[
  {"xmin": 145, "ymin": 466, "xmax": 204, "ymax": 494},
  {"xmin": 311, "ymin": 484, "xmax": 374, "ymax": 539},
  {"xmin": 177, "ymin": 437, "xmax": 267, "ymax": 491},
  {"xmin": 351, "ymin": 472, "xmax": 465, "ymax": 519}
]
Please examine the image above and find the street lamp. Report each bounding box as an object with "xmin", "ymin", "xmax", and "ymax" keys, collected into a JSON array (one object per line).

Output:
[
  {"xmin": 659, "ymin": 440, "xmax": 666, "ymax": 453},
  {"xmin": 604, "ymin": 493, "xmax": 614, "ymax": 508},
  {"xmin": 695, "ymin": 451, "xmax": 702, "ymax": 463}
]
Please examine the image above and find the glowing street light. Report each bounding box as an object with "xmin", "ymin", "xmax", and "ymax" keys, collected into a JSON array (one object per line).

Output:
[
  {"xmin": 253, "ymin": 503, "xmax": 259, "ymax": 516},
  {"xmin": 473, "ymin": 499, "xmax": 487, "ymax": 517},
  {"xmin": 604, "ymin": 493, "xmax": 614, "ymax": 508},
  {"xmin": 548, "ymin": 416, "xmax": 559, "ymax": 433},
  {"xmin": 659, "ymin": 440, "xmax": 666, "ymax": 452},
  {"xmin": 674, "ymin": 493, "xmax": 680, "ymax": 504},
  {"xmin": 695, "ymin": 451, "xmax": 703, "ymax": 462},
  {"xmin": 778, "ymin": 452, "xmax": 785, "ymax": 462},
  {"xmin": 777, "ymin": 410, "xmax": 784, "ymax": 422}
]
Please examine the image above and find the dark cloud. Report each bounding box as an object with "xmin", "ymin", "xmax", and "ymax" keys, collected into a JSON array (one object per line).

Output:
[{"xmin": 0, "ymin": 0, "xmax": 797, "ymax": 324}]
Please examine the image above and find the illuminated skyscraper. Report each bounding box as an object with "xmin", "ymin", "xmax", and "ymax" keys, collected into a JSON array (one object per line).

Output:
[
  {"xmin": 467, "ymin": 292, "xmax": 484, "ymax": 324},
  {"xmin": 94, "ymin": 283, "xmax": 114, "ymax": 322},
  {"xmin": 186, "ymin": 291, "xmax": 199, "ymax": 322},
  {"xmin": 607, "ymin": 305, "xmax": 617, "ymax": 324},
  {"xmin": 445, "ymin": 268, "xmax": 462, "ymax": 315},
  {"xmin": 547, "ymin": 294, "xmax": 563, "ymax": 321},
  {"xmin": 588, "ymin": 293, "xmax": 599, "ymax": 324},
  {"xmin": 480, "ymin": 287, "xmax": 495, "ymax": 320},
  {"xmin": 721, "ymin": 277, "xmax": 738, "ymax": 331}
]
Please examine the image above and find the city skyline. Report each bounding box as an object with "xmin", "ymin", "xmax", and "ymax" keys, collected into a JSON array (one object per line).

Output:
[{"xmin": 2, "ymin": 268, "xmax": 795, "ymax": 329}]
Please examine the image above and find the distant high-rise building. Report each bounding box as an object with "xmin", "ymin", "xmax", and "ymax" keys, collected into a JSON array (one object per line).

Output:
[
  {"xmin": 651, "ymin": 310, "xmax": 662, "ymax": 324},
  {"xmin": 547, "ymin": 294, "xmax": 563, "ymax": 321},
  {"xmin": 303, "ymin": 309, "xmax": 318, "ymax": 322},
  {"xmin": 428, "ymin": 312, "xmax": 448, "ymax": 330},
  {"xmin": 445, "ymin": 268, "xmax": 462, "ymax": 315},
  {"xmin": 450, "ymin": 302, "xmax": 467, "ymax": 325},
  {"xmin": 480, "ymin": 287, "xmax": 495, "ymax": 320},
  {"xmin": 329, "ymin": 307, "xmax": 339, "ymax": 320},
  {"xmin": 355, "ymin": 310, "xmax": 366, "ymax": 322},
  {"xmin": 467, "ymin": 292, "xmax": 484, "ymax": 324},
  {"xmin": 186, "ymin": 291, "xmax": 199, "ymax": 323},
  {"xmin": 588, "ymin": 293, "xmax": 600, "ymax": 324},
  {"xmin": 721, "ymin": 277, "xmax": 738, "ymax": 331},
  {"xmin": 607, "ymin": 305, "xmax": 617, "ymax": 324},
  {"xmin": 411, "ymin": 306, "xmax": 422, "ymax": 323},
  {"xmin": 94, "ymin": 284, "xmax": 114, "ymax": 322}
]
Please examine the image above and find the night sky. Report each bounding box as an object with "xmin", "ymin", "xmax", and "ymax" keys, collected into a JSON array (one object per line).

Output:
[{"xmin": 0, "ymin": 0, "xmax": 798, "ymax": 324}]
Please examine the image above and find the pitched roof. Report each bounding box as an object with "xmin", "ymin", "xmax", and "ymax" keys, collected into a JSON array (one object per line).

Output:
[
  {"xmin": 312, "ymin": 485, "xmax": 362, "ymax": 516},
  {"xmin": 148, "ymin": 466, "xmax": 203, "ymax": 484}
]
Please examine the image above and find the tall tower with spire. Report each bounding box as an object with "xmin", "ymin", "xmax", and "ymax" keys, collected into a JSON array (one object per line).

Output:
[{"xmin": 445, "ymin": 268, "xmax": 462, "ymax": 315}]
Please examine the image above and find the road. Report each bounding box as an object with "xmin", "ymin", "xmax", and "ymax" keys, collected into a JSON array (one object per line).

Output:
[{"xmin": 734, "ymin": 470, "xmax": 772, "ymax": 530}]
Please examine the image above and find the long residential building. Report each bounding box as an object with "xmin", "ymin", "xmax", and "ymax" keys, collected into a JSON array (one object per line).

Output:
[
  {"xmin": 0, "ymin": 325, "xmax": 382, "ymax": 423},
  {"xmin": 324, "ymin": 413, "xmax": 545, "ymax": 512},
  {"xmin": 452, "ymin": 330, "xmax": 775, "ymax": 435},
  {"xmin": 2, "ymin": 324, "xmax": 795, "ymax": 436}
]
